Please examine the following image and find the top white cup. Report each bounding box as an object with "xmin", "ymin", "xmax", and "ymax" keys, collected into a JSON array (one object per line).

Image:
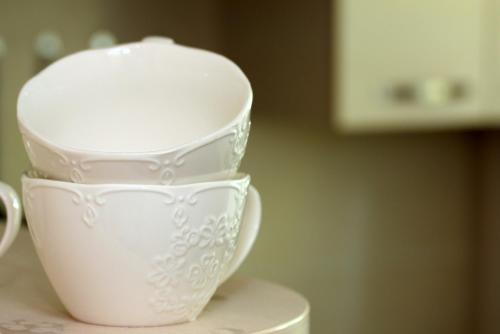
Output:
[{"xmin": 18, "ymin": 37, "xmax": 252, "ymax": 185}]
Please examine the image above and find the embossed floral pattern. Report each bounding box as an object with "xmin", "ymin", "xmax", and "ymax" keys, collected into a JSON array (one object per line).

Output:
[
  {"xmin": 0, "ymin": 319, "xmax": 63, "ymax": 334},
  {"xmin": 148, "ymin": 254, "xmax": 185, "ymax": 289},
  {"xmin": 148, "ymin": 182, "xmax": 250, "ymax": 319},
  {"xmin": 199, "ymin": 216, "xmax": 227, "ymax": 248},
  {"xmin": 228, "ymin": 112, "xmax": 251, "ymax": 171},
  {"xmin": 70, "ymin": 192, "xmax": 106, "ymax": 228},
  {"xmin": 187, "ymin": 252, "xmax": 220, "ymax": 290},
  {"xmin": 24, "ymin": 177, "xmax": 251, "ymax": 322},
  {"xmin": 171, "ymin": 213, "xmax": 230, "ymax": 258},
  {"xmin": 221, "ymin": 181, "xmax": 249, "ymax": 270},
  {"xmin": 172, "ymin": 206, "xmax": 189, "ymax": 228},
  {"xmin": 150, "ymin": 289, "xmax": 213, "ymax": 321},
  {"xmin": 147, "ymin": 157, "xmax": 185, "ymax": 185}
]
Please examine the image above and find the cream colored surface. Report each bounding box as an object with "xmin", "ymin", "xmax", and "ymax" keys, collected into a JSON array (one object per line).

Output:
[{"xmin": 0, "ymin": 226, "xmax": 309, "ymax": 334}]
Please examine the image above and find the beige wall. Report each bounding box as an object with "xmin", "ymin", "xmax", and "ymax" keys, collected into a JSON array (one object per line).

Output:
[{"xmin": 0, "ymin": 1, "xmax": 497, "ymax": 333}]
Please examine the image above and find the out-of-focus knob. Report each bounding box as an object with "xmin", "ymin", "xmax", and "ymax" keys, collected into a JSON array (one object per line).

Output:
[
  {"xmin": 89, "ymin": 30, "xmax": 117, "ymax": 49},
  {"xmin": 34, "ymin": 30, "xmax": 64, "ymax": 61},
  {"xmin": 391, "ymin": 78, "xmax": 466, "ymax": 106}
]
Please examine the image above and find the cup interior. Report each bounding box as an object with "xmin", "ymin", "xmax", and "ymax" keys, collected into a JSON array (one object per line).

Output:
[{"xmin": 18, "ymin": 42, "xmax": 252, "ymax": 153}]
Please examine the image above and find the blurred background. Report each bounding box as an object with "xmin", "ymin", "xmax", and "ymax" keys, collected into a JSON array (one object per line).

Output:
[{"xmin": 0, "ymin": 0, "xmax": 499, "ymax": 333}]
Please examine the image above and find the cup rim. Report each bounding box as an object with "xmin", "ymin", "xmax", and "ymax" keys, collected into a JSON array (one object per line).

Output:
[
  {"xmin": 22, "ymin": 170, "xmax": 251, "ymax": 190},
  {"xmin": 17, "ymin": 40, "xmax": 253, "ymax": 156}
]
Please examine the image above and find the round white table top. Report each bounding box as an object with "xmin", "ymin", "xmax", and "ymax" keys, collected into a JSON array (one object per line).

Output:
[{"xmin": 0, "ymin": 226, "xmax": 309, "ymax": 334}]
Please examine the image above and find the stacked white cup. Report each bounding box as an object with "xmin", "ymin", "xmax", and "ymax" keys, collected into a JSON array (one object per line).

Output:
[{"xmin": 2, "ymin": 37, "xmax": 262, "ymax": 327}]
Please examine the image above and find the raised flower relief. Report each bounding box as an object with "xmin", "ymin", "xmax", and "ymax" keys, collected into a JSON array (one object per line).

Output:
[
  {"xmin": 171, "ymin": 213, "xmax": 229, "ymax": 258},
  {"xmin": 171, "ymin": 227, "xmax": 202, "ymax": 257},
  {"xmin": 147, "ymin": 157, "xmax": 185, "ymax": 185},
  {"xmin": 149, "ymin": 289, "xmax": 185, "ymax": 315},
  {"xmin": 227, "ymin": 112, "xmax": 251, "ymax": 170},
  {"xmin": 149, "ymin": 185, "xmax": 248, "ymax": 315},
  {"xmin": 225, "ymin": 214, "xmax": 240, "ymax": 243},
  {"xmin": 150, "ymin": 289, "xmax": 212, "ymax": 321},
  {"xmin": 172, "ymin": 206, "xmax": 188, "ymax": 228},
  {"xmin": 0, "ymin": 319, "xmax": 63, "ymax": 334},
  {"xmin": 48, "ymin": 151, "xmax": 91, "ymax": 183},
  {"xmin": 148, "ymin": 254, "xmax": 185, "ymax": 289},
  {"xmin": 186, "ymin": 264, "xmax": 206, "ymax": 290},
  {"xmin": 70, "ymin": 192, "xmax": 106, "ymax": 228},
  {"xmin": 222, "ymin": 238, "xmax": 237, "ymax": 270},
  {"xmin": 201, "ymin": 252, "xmax": 220, "ymax": 280},
  {"xmin": 186, "ymin": 252, "xmax": 220, "ymax": 290},
  {"xmin": 199, "ymin": 215, "xmax": 228, "ymax": 249}
]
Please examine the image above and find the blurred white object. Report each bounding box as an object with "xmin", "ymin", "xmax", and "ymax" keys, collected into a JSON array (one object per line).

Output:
[
  {"xmin": 89, "ymin": 30, "xmax": 117, "ymax": 49},
  {"xmin": 0, "ymin": 182, "xmax": 21, "ymax": 258},
  {"xmin": 34, "ymin": 30, "xmax": 64, "ymax": 61}
]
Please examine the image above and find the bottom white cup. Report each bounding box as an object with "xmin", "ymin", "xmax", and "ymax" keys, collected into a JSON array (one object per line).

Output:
[{"xmin": 22, "ymin": 172, "xmax": 261, "ymax": 327}]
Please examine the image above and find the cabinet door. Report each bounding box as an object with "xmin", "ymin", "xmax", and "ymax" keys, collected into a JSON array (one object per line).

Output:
[{"xmin": 335, "ymin": 0, "xmax": 482, "ymax": 131}]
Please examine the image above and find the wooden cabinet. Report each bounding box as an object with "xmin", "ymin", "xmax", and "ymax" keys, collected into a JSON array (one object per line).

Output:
[{"xmin": 335, "ymin": 0, "xmax": 489, "ymax": 131}]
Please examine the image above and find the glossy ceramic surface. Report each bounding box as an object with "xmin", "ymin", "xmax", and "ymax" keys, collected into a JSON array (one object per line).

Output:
[
  {"xmin": 0, "ymin": 182, "xmax": 22, "ymax": 258},
  {"xmin": 22, "ymin": 173, "xmax": 261, "ymax": 327},
  {"xmin": 18, "ymin": 38, "xmax": 252, "ymax": 185}
]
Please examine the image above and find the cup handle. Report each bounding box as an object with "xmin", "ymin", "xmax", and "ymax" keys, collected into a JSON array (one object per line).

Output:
[
  {"xmin": 0, "ymin": 182, "xmax": 21, "ymax": 258},
  {"xmin": 219, "ymin": 185, "xmax": 262, "ymax": 285}
]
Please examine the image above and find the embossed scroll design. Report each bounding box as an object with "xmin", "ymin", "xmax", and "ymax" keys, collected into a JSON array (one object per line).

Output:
[
  {"xmin": 24, "ymin": 184, "xmax": 107, "ymax": 228},
  {"xmin": 227, "ymin": 111, "xmax": 251, "ymax": 171},
  {"xmin": 0, "ymin": 319, "xmax": 63, "ymax": 334},
  {"xmin": 22, "ymin": 112, "xmax": 251, "ymax": 185},
  {"xmin": 147, "ymin": 179, "xmax": 250, "ymax": 321},
  {"xmin": 21, "ymin": 133, "xmax": 91, "ymax": 184}
]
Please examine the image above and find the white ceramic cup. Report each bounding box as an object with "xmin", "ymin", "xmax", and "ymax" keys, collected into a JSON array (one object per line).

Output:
[
  {"xmin": 0, "ymin": 182, "xmax": 22, "ymax": 258},
  {"xmin": 22, "ymin": 173, "xmax": 261, "ymax": 327},
  {"xmin": 18, "ymin": 38, "xmax": 252, "ymax": 185}
]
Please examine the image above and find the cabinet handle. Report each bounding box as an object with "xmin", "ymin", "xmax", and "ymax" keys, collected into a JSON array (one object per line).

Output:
[{"xmin": 391, "ymin": 78, "xmax": 467, "ymax": 106}]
